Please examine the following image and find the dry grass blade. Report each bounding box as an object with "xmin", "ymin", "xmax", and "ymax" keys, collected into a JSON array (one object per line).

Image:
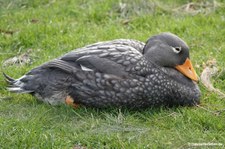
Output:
[
  {"xmin": 115, "ymin": 0, "xmax": 161, "ymax": 18},
  {"xmin": 173, "ymin": 1, "xmax": 222, "ymax": 15},
  {"xmin": 200, "ymin": 59, "xmax": 225, "ymax": 99},
  {"xmin": 3, "ymin": 49, "xmax": 33, "ymax": 66}
]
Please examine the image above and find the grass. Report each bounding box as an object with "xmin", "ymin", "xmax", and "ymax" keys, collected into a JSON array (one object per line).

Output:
[{"xmin": 0, "ymin": 0, "xmax": 225, "ymax": 148}]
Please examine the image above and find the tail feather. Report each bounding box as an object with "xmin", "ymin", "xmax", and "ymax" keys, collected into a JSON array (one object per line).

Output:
[
  {"xmin": 3, "ymin": 72, "xmax": 15, "ymax": 84},
  {"xmin": 3, "ymin": 72, "xmax": 33, "ymax": 93}
]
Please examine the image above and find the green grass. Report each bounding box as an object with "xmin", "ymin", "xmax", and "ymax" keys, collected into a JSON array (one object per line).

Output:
[{"xmin": 1, "ymin": 0, "xmax": 225, "ymax": 148}]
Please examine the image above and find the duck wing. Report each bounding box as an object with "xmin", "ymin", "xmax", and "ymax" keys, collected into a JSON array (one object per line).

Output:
[
  {"xmin": 25, "ymin": 39, "xmax": 143, "ymax": 76},
  {"xmin": 55, "ymin": 40, "xmax": 144, "ymax": 77}
]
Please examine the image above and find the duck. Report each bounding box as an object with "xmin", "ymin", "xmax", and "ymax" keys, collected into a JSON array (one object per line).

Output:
[{"xmin": 4, "ymin": 32, "xmax": 201, "ymax": 108}]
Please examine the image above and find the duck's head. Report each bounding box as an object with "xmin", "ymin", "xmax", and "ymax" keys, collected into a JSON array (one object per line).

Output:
[{"xmin": 143, "ymin": 32, "xmax": 198, "ymax": 82}]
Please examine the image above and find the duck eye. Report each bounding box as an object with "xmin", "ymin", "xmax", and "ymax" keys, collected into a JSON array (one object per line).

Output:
[{"xmin": 171, "ymin": 46, "xmax": 182, "ymax": 54}]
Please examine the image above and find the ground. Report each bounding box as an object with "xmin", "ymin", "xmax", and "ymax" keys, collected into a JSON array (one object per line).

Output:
[{"xmin": 0, "ymin": 0, "xmax": 225, "ymax": 148}]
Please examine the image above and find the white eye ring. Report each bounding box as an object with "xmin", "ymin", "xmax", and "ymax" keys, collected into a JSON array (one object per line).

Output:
[{"xmin": 171, "ymin": 46, "xmax": 182, "ymax": 54}]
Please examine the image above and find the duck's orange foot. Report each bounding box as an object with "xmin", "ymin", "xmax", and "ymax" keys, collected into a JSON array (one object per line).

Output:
[{"xmin": 65, "ymin": 95, "xmax": 79, "ymax": 109}]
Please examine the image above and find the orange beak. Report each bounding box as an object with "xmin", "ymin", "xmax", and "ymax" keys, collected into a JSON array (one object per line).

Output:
[{"xmin": 175, "ymin": 58, "xmax": 198, "ymax": 82}]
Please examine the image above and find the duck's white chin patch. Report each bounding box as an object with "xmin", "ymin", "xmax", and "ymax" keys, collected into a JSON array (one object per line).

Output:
[{"xmin": 80, "ymin": 64, "xmax": 93, "ymax": 71}]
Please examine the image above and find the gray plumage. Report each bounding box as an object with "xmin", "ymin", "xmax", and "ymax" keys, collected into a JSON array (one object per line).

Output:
[{"xmin": 4, "ymin": 33, "xmax": 200, "ymax": 108}]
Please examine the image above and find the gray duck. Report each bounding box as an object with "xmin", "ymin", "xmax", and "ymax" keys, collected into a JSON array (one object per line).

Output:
[{"xmin": 4, "ymin": 32, "xmax": 201, "ymax": 108}]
